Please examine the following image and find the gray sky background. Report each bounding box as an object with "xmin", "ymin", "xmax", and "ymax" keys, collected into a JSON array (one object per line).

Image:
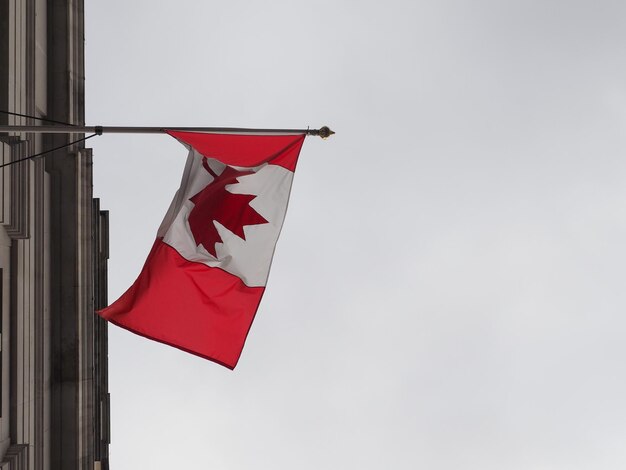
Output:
[{"xmin": 86, "ymin": 1, "xmax": 626, "ymax": 468}]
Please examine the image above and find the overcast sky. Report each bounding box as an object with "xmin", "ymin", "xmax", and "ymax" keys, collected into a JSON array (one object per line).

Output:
[{"xmin": 85, "ymin": 1, "xmax": 626, "ymax": 469}]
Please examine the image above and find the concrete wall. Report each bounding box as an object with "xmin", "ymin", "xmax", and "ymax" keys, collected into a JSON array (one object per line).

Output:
[{"xmin": 0, "ymin": 0, "xmax": 110, "ymax": 468}]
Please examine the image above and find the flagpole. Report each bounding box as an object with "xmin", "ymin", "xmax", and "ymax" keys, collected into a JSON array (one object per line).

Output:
[{"xmin": 0, "ymin": 125, "xmax": 335, "ymax": 138}]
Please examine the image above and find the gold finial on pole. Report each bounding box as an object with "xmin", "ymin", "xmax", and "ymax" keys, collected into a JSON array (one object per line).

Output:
[{"xmin": 317, "ymin": 126, "xmax": 336, "ymax": 139}]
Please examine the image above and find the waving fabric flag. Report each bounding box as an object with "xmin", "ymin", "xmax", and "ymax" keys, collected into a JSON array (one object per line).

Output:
[{"xmin": 98, "ymin": 131, "xmax": 306, "ymax": 369}]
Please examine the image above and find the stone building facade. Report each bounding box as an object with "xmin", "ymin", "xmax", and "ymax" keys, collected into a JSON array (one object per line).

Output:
[{"xmin": 0, "ymin": 0, "xmax": 110, "ymax": 469}]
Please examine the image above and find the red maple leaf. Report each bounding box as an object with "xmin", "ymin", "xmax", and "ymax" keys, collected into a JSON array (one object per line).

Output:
[{"xmin": 188, "ymin": 158, "xmax": 268, "ymax": 258}]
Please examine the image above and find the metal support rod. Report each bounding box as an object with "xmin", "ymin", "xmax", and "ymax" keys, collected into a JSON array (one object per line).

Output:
[{"xmin": 0, "ymin": 125, "xmax": 335, "ymax": 138}]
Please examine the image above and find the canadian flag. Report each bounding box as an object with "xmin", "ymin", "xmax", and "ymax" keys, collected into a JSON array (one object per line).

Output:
[{"xmin": 98, "ymin": 130, "xmax": 306, "ymax": 369}]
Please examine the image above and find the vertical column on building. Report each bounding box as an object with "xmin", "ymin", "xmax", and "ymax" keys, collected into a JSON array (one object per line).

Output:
[
  {"xmin": 0, "ymin": 0, "xmax": 50, "ymax": 469},
  {"xmin": 47, "ymin": 0, "xmax": 99, "ymax": 469}
]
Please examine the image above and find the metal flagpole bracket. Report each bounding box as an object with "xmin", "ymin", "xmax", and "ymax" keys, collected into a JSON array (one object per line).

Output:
[{"xmin": 0, "ymin": 124, "xmax": 335, "ymax": 139}]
